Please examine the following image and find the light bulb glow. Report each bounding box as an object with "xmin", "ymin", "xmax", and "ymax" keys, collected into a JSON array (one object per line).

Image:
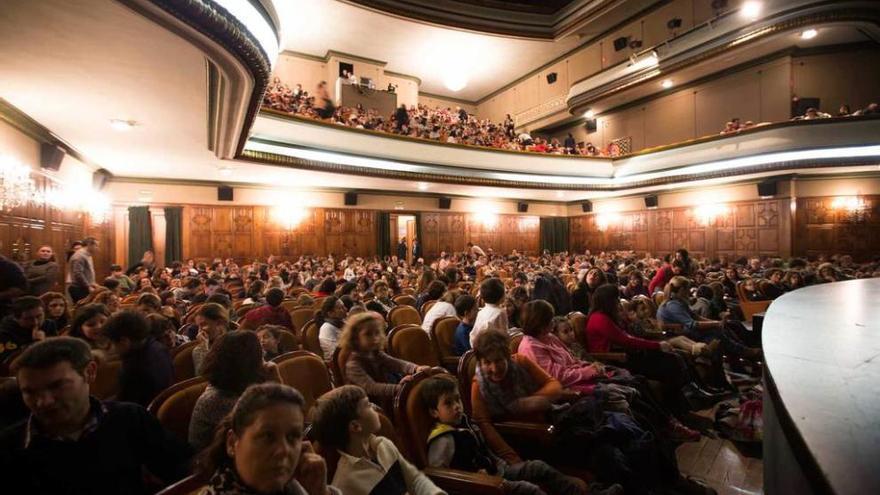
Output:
[
  {"xmin": 741, "ymin": 1, "xmax": 762, "ymax": 19},
  {"xmin": 661, "ymin": 79, "xmax": 673, "ymax": 89},
  {"xmin": 693, "ymin": 203, "xmax": 729, "ymax": 225},
  {"xmin": 800, "ymin": 29, "xmax": 818, "ymax": 40}
]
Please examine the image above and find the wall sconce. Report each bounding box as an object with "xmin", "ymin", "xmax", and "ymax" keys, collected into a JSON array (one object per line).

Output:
[
  {"xmin": 0, "ymin": 155, "xmax": 38, "ymax": 212},
  {"xmin": 474, "ymin": 211, "xmax": 499, "ymax": 227},
  {"xmin": 831, "ymin": 196, "xmax": 868, "ymax": 222},
  {"xmin": 693, "ymin": 203, "xmax": 729, "ymax": 225},
  {"xmin": 595, "ymin": 212, "xmax": 621, "ymax": 231},
  {"xmin": 271, "ymin": 202, "xmax": 309, "ymax": 229}
]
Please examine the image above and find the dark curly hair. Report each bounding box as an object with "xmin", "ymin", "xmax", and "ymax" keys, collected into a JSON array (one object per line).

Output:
[{"xmin": 201, "ymin": 331, "xmax": 269, "ymax": 394}]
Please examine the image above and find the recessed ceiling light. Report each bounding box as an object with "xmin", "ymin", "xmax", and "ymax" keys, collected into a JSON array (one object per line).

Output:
[
  {"xmin": 109, "ymin": 119, "xmax": 136, "ymax": 131},
  {"xmin": 584, "ymin": 110, "xmax": 595, "ymax": 119},
  {"xmin": 443, "ymin": 74, "xmax": 467, "ymax": 92},
  {"xmin": 661, "ymin": 79, "xmax": 673, "ymax": 89},
  {"xmin": 417, "ymin": 182, "xmax": 428, "ymax": 191},
  {"xmin": 800, "ymin": 29, "xmax": 818, "ymax": 40},
  {"xmin": 741, "ymin": 1, "xmax": 762, "ymax": 19}
]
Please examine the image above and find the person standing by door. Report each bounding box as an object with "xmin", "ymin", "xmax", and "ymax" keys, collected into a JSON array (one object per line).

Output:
[
  {"xmin": 397, "ymin": 237, "xmax": 407, "ymax": 261},
  {"xmin": 412, "ymin": 237, "xmax": 421, "ymax": 260},
  {"xmin": 68, "ymin": 237, "xmax": 98, "ymax": 304}
]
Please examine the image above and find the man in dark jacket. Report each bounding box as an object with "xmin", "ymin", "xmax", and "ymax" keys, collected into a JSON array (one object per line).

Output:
[
  {"xmin": 397, "ymin": 237, "xmax": 408, "ymax": 261},
  {"xmin": 394, "ymin": 104, "xmax": 409, "ymax": 132},
  {"xmin": 103, "ymin": 311, "xmax": 174, "ymax": 407},
  {"xmin": 0, "ymin": 337, "xmax": 191, "ymax": 494},
  {"xmin": 0, "ymin": 296, "xmax": 57, "ymax": 362},
  {"xmin": 0, "ymin": 254, "xmax": 27, "ymax": 319},
  {"xmin": 24, "ymin": 245, "xmax": 59, "ymax": 296}
]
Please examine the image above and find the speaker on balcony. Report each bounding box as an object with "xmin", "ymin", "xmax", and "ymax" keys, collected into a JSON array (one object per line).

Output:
[
  {"xmin": 613, "ymin": 36, "xmax": 630, "ymax": 51},
  {"xmin": 517, "ymin": 202, "xmax": 529, "ymax": 213},
  {"xmin": 344, "ymin": 192, "xmax": 358, "ymax": 206},
  {"xmin": 757, "ymin": 180, "xmax": 778, "ymax": 197},
  {"xmin": 628, "ymin": 39, "xmax": 643, "ymax": 50},
  {"xmin": 438, "ymin": 197, "xmax": 451, "ymax": 210},
  {"xmin": 218, "ymin": 186, "xmax": 233, "ymax": 201},
  {"xmin": 40, "ymin": 143, "xmax": 65, "ymax": 171},
  {"xmin": 581, "ymin": 201, "xmax": 593, "ymax": 213},
  {"xmin": 644, "ymin": 195, "xmax": 659, "ymax": 208},
  {"xmin": 92, "ymin": 169, "xmax": 111, "ymax": 191},
  {"xmin": 546, "ymin": 72, "xmax": 557, "ymax": 84},
  {"xmin": 667, "ymin": 17, "xmax": 682, "ymax": 29}
]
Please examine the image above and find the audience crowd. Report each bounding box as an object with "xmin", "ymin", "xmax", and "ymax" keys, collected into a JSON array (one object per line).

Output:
[{"xmin": 1, "ymin": 241, "xmax": 878, "ymax": 494}]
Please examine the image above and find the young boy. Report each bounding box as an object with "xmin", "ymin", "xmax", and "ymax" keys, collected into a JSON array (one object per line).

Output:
[
  {"xmin": 422, "ymin": 375, "xmax": 609, "ymax": 495},
  {"xmin": 453, "ymin": 294, "xmax": 478, "ymax": 355},
  {"xmin": 470, "ymin": 277, "xmax": 508, "ymax": 348},
  {"xmin": 311, "ymin": 385, "xmax": 446, "ymax": 495}
]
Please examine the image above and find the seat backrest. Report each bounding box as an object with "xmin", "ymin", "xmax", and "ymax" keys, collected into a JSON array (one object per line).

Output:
[
  {"xmin": 289, "ymin": 308, "xmax": 315, "ymax": 334},
  {"xmin": 653, "ymin": 291, "xmax": 667, "ymax": 308},
  {"xmin": 431, "ymin": 316, "xmax": 460, "ymax": 362},
  {"xmin": 278, "ymin": 330, "xmax": 299, "ymax": 353},
  {"xmin": 301, "ymin": 320, "xmax": 321, "ymax": 356},
  {"xmin": 387, "ymin": 325, "xmax": 439, "ymax": 367},
  {"xmin": 392, "ymin": 294, "xmax": 416, "ymax": 307},
  {"xmin": 330, "ymin": 345, "xmax": 352, "ymax": 385},
  {"xmin": 457, "ymin": 350, "xmax": 478, "ymax": 414},
  {"xmin": 147, "ymin": 376, "xmax": 208, "ymax": 443},
  {"xmin": 92, "ymin": 360, "xmax": 122, "ymax": 399},
  {"xmin": 393, "ymin": 368, "xmax": 453, "ymax": 468},
  {"xmin": 314, "ymin": 411, "xmax": 403, "ymax": 482},
  {"xmin": 567, "ymin": 311, "xmax": 589, "ymax": 349},
  {"xmin": 311, "ymin": 296, "xmax": 327, "ymax": 310},
  {"xmin": 508, "ymin": 333, "xmax": 523, "ymax": 354},
  {"xmin": 273, "ymin": 351, "xmax": 332, "ymax": 420},
  {"xmin": 182, "ymin": 304, "xmax": 204, "ymax": 325},
  {"xmin": 388, "ymin": 305, "xmax": 422, "ymax": 327},
  {"xmin": 420, "ymin": 300, "xmax": 437, "ymax": 318},
  {"xmin": 172, "ymin": 340, "xmax": 199, "ymax": 382},
  {"xmin": 280, "ymin": 300, "xmax": 299, "ymax": 312}
]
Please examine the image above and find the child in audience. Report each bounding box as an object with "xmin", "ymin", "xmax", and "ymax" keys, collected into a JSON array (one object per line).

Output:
[
  {"xmin": 453, "ymin": 294, "xmax": 477, "ymax": 355},
  {"xmin": 340, "ymin": 312, "xmax": 429, "ymax": 407},
  {"xmin": 192, "ymin": 303, "xmax": 230, "ymax": 375},
  {"xmin": 256, "ymin": 324, "xmax": 285, "ymax": 360},
  {"xmin": 550, "ymin": 316, "xmax": 587, "ymax": 361},
  {"xmin": 628, "ymin": 296, "xmax": 716, "ymax": 358},
  {"xmin": 311, "ymin": 385, "xmax": 445, "ymax": 495},
  {"xmin": 470, "ymin": 277, "xmax": 509, "ymax": 348},
  {"xmin": 421, "ymin": 375, "xmax": 588, "ymax": 495}
]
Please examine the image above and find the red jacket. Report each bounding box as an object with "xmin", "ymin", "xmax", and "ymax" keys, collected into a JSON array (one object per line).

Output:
[
  {"xmin": 243, "ymin": 305, "xmax": 293, "ymax": 330},
  {"xmin": 648, "ymin": 265, "xmax": 672, "ymax": 295},
  {"xmin": 586, "ymin": 311, "xmax": 660, "ymax": 353}
]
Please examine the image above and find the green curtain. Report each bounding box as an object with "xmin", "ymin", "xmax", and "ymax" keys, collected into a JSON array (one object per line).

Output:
[
  {"xmin": 164, "ymin": 207, "xmax": 183, "ymax": 266},
  {"xmin": 376, "ymin": 211, "xmax": 391, "ymax": 258},
  {"xmin": 540, "ymin": 217, "xmax": 570, "ymax": 253},
  {"xmin": 127, "ymin": 206, "xmax": 153, "ymax": 267}
]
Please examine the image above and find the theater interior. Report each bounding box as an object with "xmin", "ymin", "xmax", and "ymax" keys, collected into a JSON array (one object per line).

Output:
[{"xmin": 1, "ymin": 0, "xmax": 879, "ymax": 494}]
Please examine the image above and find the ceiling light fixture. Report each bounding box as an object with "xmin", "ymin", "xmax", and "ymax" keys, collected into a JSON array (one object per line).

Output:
[
  {"xmin": 800, "ymin": 29, "xmax": 818, "ymax": 40},
  {"xmin": 443, "ymin": 74, "xmax": 467, "ymax": 92},
  {"xmin": 741, "ymin": 1, "xmax": 762, "ymax": 20},
  {"xmin": 584, "ymin": 110, "xmax": 595, "ymax": 119},
  {"xmin": 109, "ymin": 119, "xmax": 137, "ymax": 131},
  {"xmin": 661, "ymin": 79, "xmax": 673, "ymax": 89},
  {"xmin": 417, "ymin": 182, "xmax": 429, "ymax": 191}
]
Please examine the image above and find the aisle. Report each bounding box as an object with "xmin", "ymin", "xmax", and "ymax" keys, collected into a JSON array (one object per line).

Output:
[{"xmin": 677, "ymin": 416, "xmax": 763, "ymax": 494}]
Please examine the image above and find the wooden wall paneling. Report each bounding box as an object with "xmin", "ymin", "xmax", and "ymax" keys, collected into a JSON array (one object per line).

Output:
[
  {"xmin": 232, "ymin": 207, "xmax": 254, "ymax": 261},
  {"xmin": 795, "ymin": 195, "xmax": 880, "ymax": 260},
  {"xmin": 421, "ymin": 212, "xmax": 440, "ymax": 258}
]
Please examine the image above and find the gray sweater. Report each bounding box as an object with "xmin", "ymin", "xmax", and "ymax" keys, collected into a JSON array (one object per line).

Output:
[{"xmin": 25, "ymin": 260, "xmax": 59, "ymax": 296}]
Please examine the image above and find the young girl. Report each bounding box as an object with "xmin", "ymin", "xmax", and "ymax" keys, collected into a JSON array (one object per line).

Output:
[
  {"xmin": 40, "ymin": 292, "xmax": 70, "ymax": 331},
  {"xmin": 340, "ymin": 312, "xmax": 429, "ymax": 409},
  {"xmin": 628, "ymin": 297, "xmax": 715, "ymax": 358},
  {"xmin": 68, "ymin": 303, "xmax": 112, "ymax": 359},
  {"xmin": 550, "ymin": 316, "xmax": 587, "ymax": 361}
]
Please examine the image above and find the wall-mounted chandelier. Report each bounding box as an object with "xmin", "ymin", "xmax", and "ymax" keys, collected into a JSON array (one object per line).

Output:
[{"xmin": 0, "ymin": 156, "xmax": 39, "ymax": 212}]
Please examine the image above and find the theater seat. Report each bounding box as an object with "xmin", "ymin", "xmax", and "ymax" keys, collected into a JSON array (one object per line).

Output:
[
  {"xmin": 508, "ymin": 333, "xmax": 523, "ymax": 354},
  {"xmin": 430, "ymin": 315, "xmax": 461, "ymax": 371},
  {"xmin": 153, "ymin": 474, "xmax": 205, "ymax": 495},
  {"xmin": 289, "ymin": 307, "xmax": 315, "ymax": 334},
  {"xmin": 567, "ymin": 311, "xmax": 627, "ymax": 364},
  {"xmin": 387, "ymin": 324, "xmax": 439, "ymax": 367},
  {"xmin": 388, "ymin": 305, "xmax": 421, "ymax": 327},
  {"xmin": 273, "ymin": 350, "xmax": 332, "ymax": 421},
  {"xmin": 736, "ymin": 281, "xmax": 772, "ymax": 321},
  {"xmin": 278, "ymin": 330, "xmax": 299, "ymax": 353},
  {"xmin": 92, "ymin": 360, "xmax": 122, "ymax": 399},
  {"xmin": 331, "ymin": 345, "xmax": 351, "ymax": 386},
  {"xmin": 394, "ymin": 368, "xmax": 505, "ymax": 495},
  {"xmin": 147, "ymin": 376, "xmax": 208, "ymax": 444},
  {"xmin": 280, "ymin": 300, "xmax": 298, "ymax": 312},
  {"xmin": 392, "ymin": 294, "xmax": 417, "ymax": 307},
  {"xmin": 300, "ymin": 320, "xmax": 321, "ymax": 356},
  {"xmin": 420, "ymin": 300, "xmax": 437, "ymax": 318},
  {"xmin": 172, "ymin": 341, "xmax": 199, "ymax": 382}
]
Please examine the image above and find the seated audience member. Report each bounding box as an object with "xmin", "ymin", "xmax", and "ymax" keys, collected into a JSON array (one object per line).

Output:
[
  {"xmin": 417, "ymin": 280, "xmax": 447, "ymax": 312},
  {"xmin": 762, "ymin": 269, "xmax": 787, "ymax": 299},
  {"xmin": 317, "ymin": 296, "xmax": 347, "ymax": 361},
  {"xmin": 195, "ymin": 383, "xmax": 339, "ymax": 495},
  {"xmin": 571, "ymin": 268, "xmax": 606, "ymax": 314},
  {"xmin": 469, "ymin": 277, "xmax": 509, "ymax": 347},
  {"xmin": 314, "ymin": 277, "xmax": 337, "ymax": 297},
  {"xmin": 453, "ymin": 294, "xmax": 478, "ymax": 355},
  {"xmin": 243, "ymin": 288, "xmax": 294, "ymax": 330},
  {"xmin": 148, "ymin": 313, "xmax": 187, "ymax": 350},
  {"xmin": 620, "ymin": 272, "xmax": 650, "ymax": 300},
  {"xmin": 68, "ymin": 303, "xmax": 112, "ymax": 358},
  {"xmin": 108, "ymin": 264, "xmax": 136, "ymax": 294},
  {"xmin": 784, "ymin": 270, "xmax": 806, "ymax": 292},
  {"xmin": 24, "ymin": 245, "xmax": 59, "ymax": 296},
  {"xmin": 0, "ymin": 337, "xmax": 191, "ymax": 493},
  {"xmin": 422, "ymin": 289, "xmax": 459, "ymax": 334},
  {"xmin": 0, "ymin": 296, "xmax": 57, "ymax": 362},
  {"xmin": 690, "ymin": 285, "xmax": 716, "ymax": 318},
  {"xmin": 341, "ymin": 312, "xmax": 429, "ymax": 407},
  {"xmin": 242, "ymin": 279, "xmax": 266, "ymax": 306},
  {"xmin": 104, "ymin": 311, "xmax": 174, "ymax": 407},
  {"xmin": 311, "ymin": 385, "xmax": 445, "ymax": 495},
  {"xmin": 506, "ymin": 286, "xmax": 529, "ymax": 328},
  {"xmin": 189, "ymin": 331, "xmax": 278, "ymax": 451},
  {"xmin": 137, "ymin": 292, "xmax": 163, "ymax": 315},
  {"xmin": 365, "ymin": 280, "xmax": 395, "ymax": 319},
  {"xmin": 92, "ymin": 288, "xmax": 121, "ymax": 314},
  {"xmin": 40, "ymin": 291, "xmax": 70, "ymax": 330},
  {"xmin": 192, "ymin": 303, "xmax": 231, "ymax": 375},
  {"xmin": 0, "ymin": 255, "xmax": 30, "ymax": 318},
  {"xmin": 551, "ymin": 316, "xmax": 587, "ymax": 361},
  {"xmin": 421, "ymin": 375, "xmax": 590, "ymax": 495},
  {"xmin": 256, "ymin": 324, "xmax": 286, "ymax": 360}
]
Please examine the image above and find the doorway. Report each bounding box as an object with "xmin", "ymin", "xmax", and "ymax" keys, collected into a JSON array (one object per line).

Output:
[{"xmin": 390, "ymin": 214, "xmax": 415, "ymax": 264}]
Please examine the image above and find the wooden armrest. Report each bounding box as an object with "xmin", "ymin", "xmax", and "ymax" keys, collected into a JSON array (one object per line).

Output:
[
  {"xmin": 441, "ymin": 356, "xmax": 460, "ymax": 372},
  {"xmin": 587, "ymin": 352, "xmax": 628, "ymax": 363},
  {"xmin": 424, "ymin": 467, "xmax": 505, "ymax": 495},
  {"xmin": 494, "ymin": 421, "xmax": 555, "ymax": 443}
]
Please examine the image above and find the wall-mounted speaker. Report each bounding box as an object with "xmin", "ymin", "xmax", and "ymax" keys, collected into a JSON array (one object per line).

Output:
[
  {"xmin": 40, "ymin": 143, "xmax": 65, "ymax": 171},
  {"xmin": 644, "ymin": 195, "xmax": 659, "ymax": 208},
  {"xmin": 218, "ymin": 185, "xmax": 233, "ymax": 201},
  {"xmin": 628, "ymin": 39, "xmax": 643, "ymax": 50},
  {"xmin": 581, "ymin": 201, "xmax": 593, "ymax": 213},
  {"xmin": 92, "ymin": 169, "xmax": 112, "ymax": 191},
  {"xmin": 585, "ymin": 119, "xmax": 598, "ymax": 133},
  {"xmin": 757, "ymin": 180, "xmax": 778, "ymax": 197},
  {"xmin": 438, "ymin": 197, "xmax": 451, "ymax": 210},
  {"xmin": 344, "ymin": 192, "xmax": 358, "ymax": 206},
  {"xmin": 667, "ymin": 17, "xmax": 682, "ymax": 29},
  {"xmin": 613, "ymin": 36, "xmax": 630, "ymax": 51},
  {"xmin": 546, "ymin": 72, "xmax": 557, "ymax": 84},
  {"xmin": 517, "ymin": 202, "xmax": 529, "ymax": 213}
]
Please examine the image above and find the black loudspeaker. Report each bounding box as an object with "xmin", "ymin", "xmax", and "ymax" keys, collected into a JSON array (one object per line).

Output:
[
  {"xmin": 757, "ymin": 180, "xmax": 778, "ymax": 197},
  {"xmin": 344, "ymin": 192, "xmax": 358, "ymax": 206},
  {"xmin": 40, "ymin": 143, "xmax": 65, "ymax": 171},
  {"xmin": 438, "ymin": 197, "xmax": 451, "ymax": 210},
  {"xmin": 585, "ymin": 119, "xmax": 598, "ymax": 133},
  {"xmin": 644, "ymin": 195, "xmax": 659, "ymax": 208},
  {"xmin": 667, "ymin": 18, "xmax": 682, "ymax": 29},
  {"xmin": 546, "ymin": 72, "xmax": 557, "ymax": 84},
  {"xmin": 218, "ymin": 186, "xmax": 233, "ymax": 201},
  {"xmin": 517, "ymin": 202, "xmax": 529, "ymax": 213},
  {"xmin": 581, "ymin": 201, "xmax": 593, "ymax": 213},
  {"xmin": 613, "ymin": 36, "xmax": 630, "ymax": 51},
  {"xmin": 92, "ymin": 169, "xmax": 112, "ymax": 191},
  {"xmin": 628, "ymin": 39, "xmax": 643, "ymax": 50}
]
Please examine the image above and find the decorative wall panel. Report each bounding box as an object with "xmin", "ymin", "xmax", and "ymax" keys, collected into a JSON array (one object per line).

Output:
[
  {"xmin": 795, "ymin": 195, "xmax": 880, "ymax": 260},
  {"xmin": 421, "ymin": 212, "xmax": 539, "ymax": 259}
]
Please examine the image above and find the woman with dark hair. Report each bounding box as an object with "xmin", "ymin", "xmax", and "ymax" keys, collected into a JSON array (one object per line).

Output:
[
  {"xmin": 316, "ymin": 296, "xmax": 346, "ymax": 360},
  {"xmin": 416, "ymin": 280, "xmax": 446, "ymax": 311},
  {"xmin": 784, "ymin": 270, "xmax": 806, "ymax": 291},
  {"xmin": 365, "ymin": 280, "xmax": 395, "ymax": 319},
  {"xmin": 40, "ymin": 291, "xmax": 70, "ymax": 331},
  {"xmin": 194, "ymin": 383, "xmax": 338, "ymax": 494},
  {"xmin": 68, "ymin": 303, "xmax": 112, "ymax": 356},
  {"xmin": 188, "ymin": 331, "xmax": 279, "ymax": 451},
  {"xmin": 570, "ymin": 268, "xmax": 606, "ymax": 314},
  {"xmin": 314, "ymin": 277, "xmax": 337, "ymax": 297}
]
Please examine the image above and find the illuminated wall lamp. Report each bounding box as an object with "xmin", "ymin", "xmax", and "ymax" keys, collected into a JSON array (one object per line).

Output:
[{"xmin": 693, "ymin": 204, "xmax": 729, "ymax": 225}]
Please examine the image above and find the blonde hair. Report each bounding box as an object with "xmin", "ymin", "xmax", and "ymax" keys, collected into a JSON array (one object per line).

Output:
[
  {"xmin": 339, "ymin": 312, "xmax": 386, "ymax": 352},
  {"xmin": 664, "ymin": 276, "xmax": 691, "ymax": 301}
]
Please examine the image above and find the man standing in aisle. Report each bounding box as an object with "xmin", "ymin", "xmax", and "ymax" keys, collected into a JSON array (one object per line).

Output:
[{"xmin": 68, "ymin": 237, "xmax": 98, "ymax": 304}]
